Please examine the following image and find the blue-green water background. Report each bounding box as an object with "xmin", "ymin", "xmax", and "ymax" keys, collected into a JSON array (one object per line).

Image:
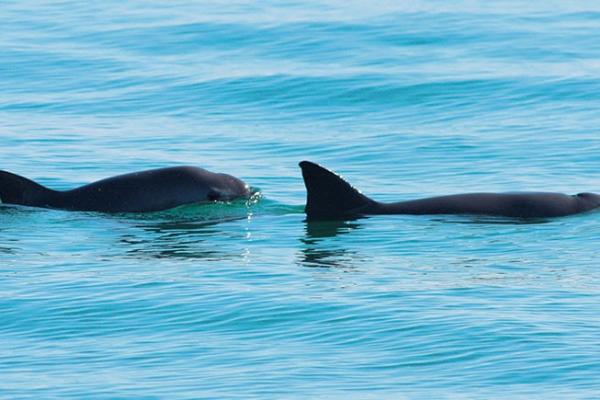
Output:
[{"xmin": 1, "ymin": 1, "xmax": 600, "ymax": 398}]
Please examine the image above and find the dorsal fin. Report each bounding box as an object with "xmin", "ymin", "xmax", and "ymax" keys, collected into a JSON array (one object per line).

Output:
[
  {"xmin": 0, "ymin": 170, "xmax": 55, "ymax": 207},
  {"xmin": 299, "ymin": 161, "xmax": 375, "ymax": 220}
]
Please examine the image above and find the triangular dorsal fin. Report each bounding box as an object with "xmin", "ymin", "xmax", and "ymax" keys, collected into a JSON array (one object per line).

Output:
[{"xmin": 299, "ymin": 161, "xmax": 375, "ymax": 220}]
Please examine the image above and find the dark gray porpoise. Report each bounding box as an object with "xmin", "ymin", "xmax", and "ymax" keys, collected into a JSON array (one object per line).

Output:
[
  {"xmin": 299, "ymin": 161, "xmax": 600, "ymax": 220},
  {"xmin": 0, "ymin": 166, "xmax": 250, "ymax": 212}
]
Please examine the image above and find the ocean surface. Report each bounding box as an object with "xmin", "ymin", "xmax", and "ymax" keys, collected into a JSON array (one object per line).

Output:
[{"xmin": 1, "ymin": 1, "xmax": 599, "ymax": 398}]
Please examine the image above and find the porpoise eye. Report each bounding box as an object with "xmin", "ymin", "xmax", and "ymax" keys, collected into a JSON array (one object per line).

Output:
[{"xmin": 207, "ymin": 189, "xmax": 221, "ymax": 201}]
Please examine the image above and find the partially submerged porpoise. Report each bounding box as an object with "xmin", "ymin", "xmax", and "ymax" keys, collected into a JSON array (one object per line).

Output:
[
  {"xmin": 299, "ymin": 161, "xmax": 600, "ymax": 220},
  {"xmin": 0, "ymin": 166, "xmax": 250, "ymax": 212}
]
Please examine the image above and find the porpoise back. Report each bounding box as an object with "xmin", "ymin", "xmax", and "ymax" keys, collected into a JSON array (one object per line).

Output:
[
  {"xmin": 0, "ymin": 166, "xmax": 250, "ymax": 212},
  {"xmin": 299, "ymin": 161, "xmax": 600, "ymax": 220}
]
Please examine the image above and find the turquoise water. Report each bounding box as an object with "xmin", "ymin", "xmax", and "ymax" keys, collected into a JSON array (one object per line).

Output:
[{"xmin": 1, "ymin": 1, "xmax": 600, "ymax": 398}]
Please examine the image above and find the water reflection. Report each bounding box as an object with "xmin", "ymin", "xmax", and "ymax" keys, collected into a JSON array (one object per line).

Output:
[
  {"xmin": 298, "ymin": 219, "xmax": 362, "ymax": 268},
  {"xmin": 112, "ymin": 200, "xmax": 254, "ymax": 260},
  {"xmin": 120, "ymin": 218, "xmax": 246, "ymax": 260},
  {"xmin": 0, "ymin": 205, "xmax": 48, "ymax": 256},
  {"xmin": 303, "ymin": 219, "xmax": 361, "ymax": 240}
]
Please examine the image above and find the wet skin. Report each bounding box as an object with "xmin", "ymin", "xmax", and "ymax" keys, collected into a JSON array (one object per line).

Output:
[
  {"xmin": 0, "ymin": 166, "xmax": 250, "ymax": 212},
  {"xmin": 299, "ymin": 161, "xmax": 600, "ymax": 220}
]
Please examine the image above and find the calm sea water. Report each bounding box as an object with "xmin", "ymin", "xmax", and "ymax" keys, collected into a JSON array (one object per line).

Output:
[{"xmin": 1, "ymin": 1, "xmax": 600, "ymax": 398}]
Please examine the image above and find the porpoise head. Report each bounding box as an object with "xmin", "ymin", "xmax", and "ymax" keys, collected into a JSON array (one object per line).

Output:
[
  {"xmin": 208, "ymin": 172, "xmax": 251, "ymax": 201},
  {"xmin": 575, "ymin": 192, "xmax": 600, "ymax": 213}
]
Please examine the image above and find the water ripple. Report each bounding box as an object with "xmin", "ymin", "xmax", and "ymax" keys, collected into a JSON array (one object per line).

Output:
[{"xmin": 2, "ymin": 1, "xmax": 600, "ymax": 398}]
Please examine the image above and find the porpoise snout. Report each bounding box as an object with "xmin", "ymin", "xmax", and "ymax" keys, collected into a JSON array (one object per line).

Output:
[
  {"xmin": 214, "ymin": 173, "xmax": 251, "ymax": 200},
  {"xmin": 575, "ymin": 192, "xmax": 600, "ymax": 212}
]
